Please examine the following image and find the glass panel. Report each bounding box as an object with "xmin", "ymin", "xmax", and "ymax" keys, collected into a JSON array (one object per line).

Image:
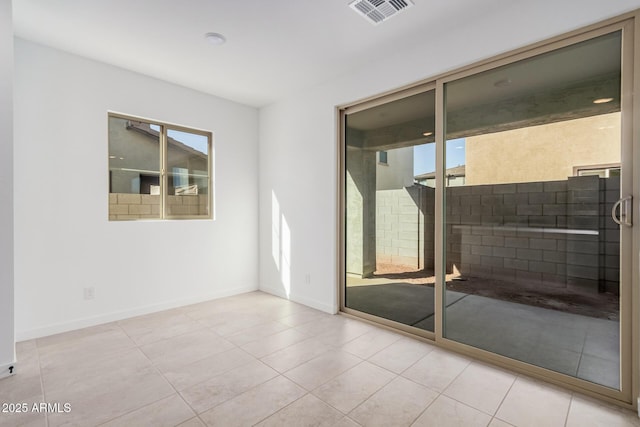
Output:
[
  {"xmin": 345, "ymin": 90, "xmax": 437, "ymax": 331},
  {"xmin": 108, "ymin": 117, "xmax": 161, "ymax": 220},
  {"xmin": 443, "ymin": 32, "xmax": 622, "ymax": 389},
  {"xmin": 165, "ymin": 128, "xmax": 210, "ymax": 217}
]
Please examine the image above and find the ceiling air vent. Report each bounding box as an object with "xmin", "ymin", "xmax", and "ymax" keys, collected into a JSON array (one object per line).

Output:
[{"xmin": 349, "ymin": 0, "xmax": 414, "ymax": 25}]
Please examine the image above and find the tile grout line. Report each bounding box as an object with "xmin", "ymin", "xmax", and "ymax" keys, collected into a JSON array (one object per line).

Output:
[
  {"xmin": 436, "ymin": 358, "xmax": 508, "ymax": 419},
  {"xmin": 92, "ymin": 322, "xmax": 180, "ymax": 426},
  {"xmin": 34, "ymin": 341, "xmax": 50, "ymax": 427},
  {"xmin": 488, "ymin": 372, "xmax": 519, "ymax": 427},
  {"xmin": 563, "ymin": 393, "xmax": 575, "ymax": 427},
  {"xmin": 247, "ymin": 389, "xmax": 312, "ymax": 426}
]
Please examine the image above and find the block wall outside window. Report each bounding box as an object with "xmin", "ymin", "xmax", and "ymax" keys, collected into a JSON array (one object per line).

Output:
[{"xmin": 108, "ymin": 113, "xmax": 213, "ymax": 220}]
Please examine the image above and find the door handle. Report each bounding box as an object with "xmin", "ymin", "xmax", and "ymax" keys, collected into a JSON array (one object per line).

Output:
[{"xmin": 612, "ymin": 195, "xmax": 633, "ymax": 227}]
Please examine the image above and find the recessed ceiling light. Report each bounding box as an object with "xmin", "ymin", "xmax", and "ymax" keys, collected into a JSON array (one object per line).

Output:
[
  {"xmin": 109, "ymin": 155, "xmax": 116, "ymax": 159},
  {"xmin": 593, "ymin": 97, "xmax": 614, "ymax": 104},
  {"xmin": 423, "ymin": 132, "xmax": 433, "ymax": 137},
  {"xmin": 204, "ymin": 32, "xmax": 226, "ymax": 45},
  {"xmin": 494, "ymin": 78, "xmax": 511, "ymax": 88}
]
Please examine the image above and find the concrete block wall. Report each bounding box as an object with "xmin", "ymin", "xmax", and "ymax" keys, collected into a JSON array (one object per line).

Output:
[
  {"xmin": 600, "ymin": 176, "xmax": 621, "ymax": 293},
  {"xmin": 446, "ymin": 175, "xmax": 619, "ymax": 294},
  {"xmin": 375, "ymin": 186, "xmax": 435, "ymax": 271},
  {"xmin": 109, "ymin": 193, "xmax": 208, "ymax": 220}
]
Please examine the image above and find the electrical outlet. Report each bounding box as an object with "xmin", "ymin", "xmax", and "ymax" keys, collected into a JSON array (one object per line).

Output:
[{"xmin": 83, "ymin": 287, "xmax": 95, "ymax": 300}]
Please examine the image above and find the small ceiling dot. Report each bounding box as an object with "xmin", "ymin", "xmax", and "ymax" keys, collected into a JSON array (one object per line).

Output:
[{"xmin": 204, "ymin": 32, "xmax": 226, "ymax": 45}]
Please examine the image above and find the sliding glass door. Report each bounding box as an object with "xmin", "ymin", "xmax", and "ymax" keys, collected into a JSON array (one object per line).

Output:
[
  {"xmin": 344, "ymin": 88, "xmax": 437, "ymax": 333},
  {"xmin": 341, "ymin": 20, "xmax": 634, "ymax": 402},
  {"xmin": 442, "ymin": 29, "xmax": 629, "ymax": 392}
]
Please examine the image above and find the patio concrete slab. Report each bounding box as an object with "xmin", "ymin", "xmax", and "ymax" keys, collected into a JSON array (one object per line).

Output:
[
  {"xmin": 345, "ymin": 283, "xmax": 466, "ymax": 330},
  {"xmin": 346, "ymin": 284, "xmax": 620, "ymax": 389}
]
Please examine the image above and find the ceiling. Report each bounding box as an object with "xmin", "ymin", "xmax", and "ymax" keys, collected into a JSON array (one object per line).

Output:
[
  {"xmin": 12, "ymin": 0, "xmax": 513, "ymax": 108},
  {"xmin": 346, "ymin": 30, "xmax": 621, "ymax": 147}
]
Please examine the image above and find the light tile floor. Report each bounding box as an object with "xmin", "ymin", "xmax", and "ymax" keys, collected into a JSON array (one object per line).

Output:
[{"xmin": 0, "ymin": 291, "xmax": 638, "ymax": 427}]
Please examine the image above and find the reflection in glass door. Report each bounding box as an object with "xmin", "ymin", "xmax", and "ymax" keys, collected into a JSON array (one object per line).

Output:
[
  {"xmin": 344, "ymin": 89, "xmax": 437, "ymax": 332},
  {"xmin": 442, "ymin": 31, "xmax": 626, "ymax": 390}
]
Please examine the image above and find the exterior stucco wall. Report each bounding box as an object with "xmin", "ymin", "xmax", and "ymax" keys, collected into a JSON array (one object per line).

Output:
[{"xmin": 465, "ymin": 113, "xmax": 620, "ymax": 185}]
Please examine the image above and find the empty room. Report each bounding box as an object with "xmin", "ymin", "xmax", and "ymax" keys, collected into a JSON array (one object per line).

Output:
[{"xmin": 3, "ymin": 0, "xmax": 640, "ymax": 426}]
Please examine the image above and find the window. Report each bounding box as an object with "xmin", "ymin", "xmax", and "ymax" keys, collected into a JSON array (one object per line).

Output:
[
  {"xmin": 108, "ymin": 113, "xmax": 212, "ymax": 220},
  {"xmin": 575, "ymin": 163, "xmax": 621, "ymax": 178},
  {"xmin": 378, "ymin": 150, "xmax": 388, "ymax": 165}
]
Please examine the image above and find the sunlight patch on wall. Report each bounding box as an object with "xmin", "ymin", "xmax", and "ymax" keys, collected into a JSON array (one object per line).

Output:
[
  {"xmin": 272, "ymin": 191, "xmax": 280, "ymax": 270},
  {"xmin": 271, "ymin": 190, "xmax": 292, "ymax": 298},
  {"xmin": 281, "ymin": 216, "xmax": 291, "ymax": 298}
]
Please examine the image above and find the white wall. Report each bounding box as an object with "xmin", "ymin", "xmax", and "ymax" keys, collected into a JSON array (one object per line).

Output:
[
  {"xmin": 376, "ymin": 146, "xmax": 414, "ymax": 191},
  {"xmin": 14, "ymin": 39, "xmax": 259, "ymax": 340},
  {"xmin": 258, "ymin": 1, "xmax": 640, "ymax": 313},
  {"xmin": 0, "ymin": 0, "xmax": 15, "ymax": 376}
]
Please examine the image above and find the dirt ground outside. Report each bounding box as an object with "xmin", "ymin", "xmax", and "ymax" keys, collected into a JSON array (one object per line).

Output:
[{"xmin": 367, "ymin": 263, "xmax": 619, "ymax": 321}]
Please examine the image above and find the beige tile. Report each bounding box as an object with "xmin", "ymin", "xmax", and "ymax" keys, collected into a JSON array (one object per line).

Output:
[
  {"xmin": 284, "ymin": 350, "xmax": 362, "ymax": 391},
  {"xmin": 349, "ymin": 376, "xmax": 438, "ymax": 427},
  {"xmin": 489, "ymin": 419, "xmax": 515, "ymax": 427},
  {"xmin": 180, "ymin": 359, "xmax": 278, "ymax": 413},
  {"xmin": 256, "ymin": 393, "xmax": 344, "ymax": 427},
  {"xmin": 340, "ymin": 329, "xmax": 402, "ymax": 359},
  {"xmin": 443, "ymin": 362, "xmax": 516, "ymax": 415},
  {"xmin": 199, "ymin": 375, "xmax": 305, "ymax": 426},
  {"xmin": 0, "ymin": 368, "xmax": 43, "ymax": 403},
  {"xmin": 368, "ymin": 337, "xmax": 435, "ymax": 374},
  {"xmin": 312, "ymin": 361, "xmax": 396, "ymax": 414},
  {"xmin": 402, "ymin": 349, "xmax": 471, "ymax": 392},
  {"xmin": 250, "ymin": 296, "xmax": 311, "ymax": 320},
  {"xmin": 315, "ymin": 319, "xmax": 377, "ymax": 346},
  {"xmin": 177, "ymin": 418, "xmax": 207, "ymax": 427},
  {"xmin": 161, "ymin": 347, "xmax": 255, "ymax": 391},
  {"xmin": 36, "ymin": 322, "xmax": 122, "ymax": 349},
  {"xmin": 277, "ymin": 309, "xmax": 332, "ymax": 327},
  {"xmin": 412, "ymin": 395, "xmax": 492, "ymax": 427},
  {"xmin": 294, "ymin": 316, "xmax": 353, "ymax": 337},
  {"xmin": 241, "ymin": 328, "xmax": 309, "ymax": 358},
  {"xmin": 181, "ymin": 299, "xmax": 235, "ymax": 320},
  {"xmin": 224, "ymin": 320, "xmax": 291, "ymax": 346},
  {"xmin": 118, "ymin": 310, "xmax": 204, "ymax": 346},
  {"xmin": 45, "ymin": 349, "xmax": 175, "ymax": 427},
  {"xmin": 15, "ymin": 342, "xmax": 40, "ymax": 378},
  {"xmin": 0, "ymin": 410, "xmax": 46, "ymax": 427},
  {"xmin": 140, "ymin": 329, "xmax": 235, "ymax": 371},
  {"xmin": 12, "ymin": 292, "xmax": 636, "ymax": 427},
  {"xmin": 41, "ymin": 348, "xmax": 149, "ymax": 395},
  {"xmin": 37, "ymin": 323, "xmax": 136, "ymax": 370},
  {"xmin": 566, "ymin": 395, "xmax": 640, "ymax": 427},
  {"xmin": 197, "ymin": 312, "xmax": 272, "ymax": 336},
  {"xmin": 260, "ymin": 337, "xmax": 337, "ymax": 373},
  {"xmin": 495, "ymin": 377, "xmax": 571, "ymax": 427},
  {"xmin": 333, "ymin": 417, "xmax": 362, "ymax": 427},
  {"xmin": 101, "ymin": 394, "xmax": 195, "ymax": 427},
  {"xmin": 16, "ymin": 340, "xmax": 38, "ymax": 362}
]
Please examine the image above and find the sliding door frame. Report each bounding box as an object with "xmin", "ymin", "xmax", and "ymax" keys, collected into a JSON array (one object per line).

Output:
[
  {"xmin": 339, "ymin": 82, "xmax": 437, "ymax": 341},
  {"xmin": 338, "ymin": 10, "xmax": 640, "ymax": 408}
]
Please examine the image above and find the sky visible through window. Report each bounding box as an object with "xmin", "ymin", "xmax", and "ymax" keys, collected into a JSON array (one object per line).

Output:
[
  {"xmin": 150, "ymin": 124, "xmax": 208, "ymax": 154},
  {"xmin": 413, "ymin": 138, "xmax": 465, "ymax": 176}
]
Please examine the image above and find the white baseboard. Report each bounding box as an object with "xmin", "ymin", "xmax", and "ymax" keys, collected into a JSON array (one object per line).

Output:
[
  {"xmin": 0, "ymin": 362, "xmax": 16, "ymax": 380},
  {"xmin": 259, "ymin": 285, "xmax": 337, "ymax": 314},
  {"xmin": 16, "ymin": 285, "xmax": 258, "ymax": 341}
]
